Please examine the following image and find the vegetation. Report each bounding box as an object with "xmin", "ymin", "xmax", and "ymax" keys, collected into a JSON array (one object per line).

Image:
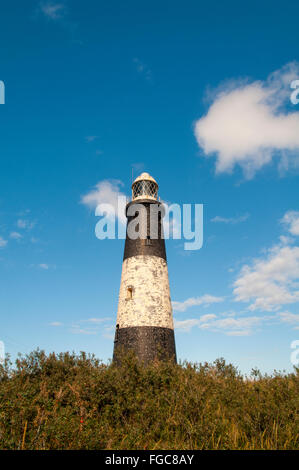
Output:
[{"xmin": 0, "ymin": 349, "xmax": 298, "ymax": 450}]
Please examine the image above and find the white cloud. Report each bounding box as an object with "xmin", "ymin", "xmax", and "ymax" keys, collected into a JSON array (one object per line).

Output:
[
  {"xmin": 70, "ymin": 327, "xmax": 97, "ymax": 335},
  {"xmin": 17, "ymin": 219, "xmax": 35, "ymax": 230},
  {"xmin": 175, "ymin": 313, "xmax": 263, "ymax": 335},
  {"xmin": 102, "ymin": 325, "xmax": 115, "ymax": 340},
  {"xmin": 85, "ymin": 135, "xmax": 99, "ymax": 143},
  {"xmin": 39, "ymin": 2, "xmax": 66, "ymax": 20},
  {"xmin": 194, "ymin": 62, "xmax": 299, "ymax": 177},
  {"xmin": 233, "ymin": 224, "xmax": 299, "ymax": 311},
  {"xmin": 175, "ymin": 310, "xmax": 299, "ymax": 335},
  {"xmin": 0, "ymin": 237, "xmax": 7, "ymax": 248},
  {"xmin": 278, "ymin": 311, "xmax": 299, "ymax": 329},
  {"xmin": 172, "ymin": 294, "xmax": 224, "ymax": 312},
  {"xmin": 69, "ymin": 317, "xmax": 113, "ymax": 336},
  {"xmin": 17, "ymin": 219, "xmax": 27, "ymax": 228},
  {"xmin": 281, "ymin": 210, "xmax": 299, "ymax": 236},
  {"xmin": 199, "ymin": 313, "xmax": 218, "ymax": 322},
  {"xmin": 47, "ymin": 316, "xmax": 112, "ymax": 336},
  {"xmin": 211, "ymin": 214, "xmax": 249, "ymax": 224},
  {"xmin": 279, "ymin": 235, "xmax": 294, "ymax": 246},
  {"xmin": 226, "ymin": 330, "xmax": 251, "ymax": 336},
  {"xmin": 17, "ymin": 209, "xmax": 31, "ymax": 217},
  {"xmin": 174, "ymin": 318, "xmax": 202, "ymax": 332},
  {"xmin": 84, "ymin": 317, "xmax": 112, "ymax": 324},
  {"xmin": 10, "ymin": 232, "xmax": 22, "ymax": 240},
  {"xmin": 81, "ymin": 179, "xmax": 127, "ymax": 224},
  {"xmin": 36, "ymin": 1, "xmax": 80, "ymax": 43},
  {"xmin": 212, "ymin": 316, "xmax": 262, "ymax": 331},
  {"xmin": 39, "ymin": 263, "xmax": 49, "ymax": 270},
  {"xmin": 133, "ymin": 58, "xmax": 152, "ymax": 81},
  {"xmin": 174, "ymin": 210, "xmax": 299, "ymax": 330}
]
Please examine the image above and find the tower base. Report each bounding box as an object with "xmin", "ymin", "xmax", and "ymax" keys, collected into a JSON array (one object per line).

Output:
[{"xmin": 113, "ymin": 326, "xmax": 177, "ymax": 364}]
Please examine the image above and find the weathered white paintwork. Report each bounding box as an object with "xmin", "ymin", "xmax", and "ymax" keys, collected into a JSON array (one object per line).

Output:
[{"xmin": 116, "ymin": 254, "xmax": 174, "ymax": 329}]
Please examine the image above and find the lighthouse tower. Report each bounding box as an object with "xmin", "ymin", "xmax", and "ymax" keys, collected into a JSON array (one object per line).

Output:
[{"xmin": 113, "ymin": 172, "xmax": 177, "ymax": 364}]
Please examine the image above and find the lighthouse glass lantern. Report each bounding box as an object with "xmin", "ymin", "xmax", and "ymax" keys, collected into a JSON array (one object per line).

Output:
[
  {"xmin": 113, "ymin": 172, "xmax": 177, "ymax": 364},
  {"xmin": 132, "ymin": 173, "xmax": 158, "ymax": 201}
]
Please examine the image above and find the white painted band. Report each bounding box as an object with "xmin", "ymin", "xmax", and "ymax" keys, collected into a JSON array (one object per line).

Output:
[{"xmin": 116, "ymin": 255, "xmax": 174, "ymax": 329}]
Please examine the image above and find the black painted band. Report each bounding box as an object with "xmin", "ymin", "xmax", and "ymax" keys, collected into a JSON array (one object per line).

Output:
[
  {"xmin": 113, "ymin": 326, "xmax": 177, "ymax": 364},
  {"xmin": 123, "ymin": 200, "xmax": 167, "ymax": 261}
]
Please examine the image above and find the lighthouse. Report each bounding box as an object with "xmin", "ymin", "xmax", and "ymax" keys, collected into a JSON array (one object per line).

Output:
[{"xmin": 113, "ymin": 172, "xmax": 177, "ymax": 364}]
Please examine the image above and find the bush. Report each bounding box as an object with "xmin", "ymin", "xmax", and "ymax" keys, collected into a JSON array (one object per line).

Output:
[{"xmin": 0, "ymin": 350, "xmax": 298, "ymax": 449}]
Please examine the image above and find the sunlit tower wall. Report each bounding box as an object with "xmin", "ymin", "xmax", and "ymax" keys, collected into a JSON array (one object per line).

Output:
[{"xmin": 113, "ymin": 172, "xmax": 177, "ymax": 364}]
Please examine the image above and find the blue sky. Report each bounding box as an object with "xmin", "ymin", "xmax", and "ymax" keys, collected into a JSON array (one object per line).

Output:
[{"xmin": 1, "ymin": 0, "xmax": 299, "ymax": 374}]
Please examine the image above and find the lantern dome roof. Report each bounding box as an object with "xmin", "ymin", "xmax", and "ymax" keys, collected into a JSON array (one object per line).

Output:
[{"xmin": 132, "ymin": 172, "xmax": 158, "ymax": 187}]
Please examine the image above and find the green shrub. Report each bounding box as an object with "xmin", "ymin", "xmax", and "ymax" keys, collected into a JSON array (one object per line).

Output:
[{"xmin": 0, "ymin": 350, "xmax": 298, "ymax": 449}]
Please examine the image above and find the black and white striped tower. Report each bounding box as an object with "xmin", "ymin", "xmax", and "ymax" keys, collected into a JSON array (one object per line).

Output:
[{"xmin": 113, "ymin": 172, "xmax": 177, "ymax": 364}]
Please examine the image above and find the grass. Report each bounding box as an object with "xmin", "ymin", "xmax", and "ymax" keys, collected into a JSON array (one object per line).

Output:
[{"xmin": 0, "ymin": 349, "xmax": 298, "ymax": 450}]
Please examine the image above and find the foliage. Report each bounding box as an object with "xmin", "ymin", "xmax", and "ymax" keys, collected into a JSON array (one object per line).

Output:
[{"xmin": 0, "ymin": 350, "xmax": 298, "ymax": 449}]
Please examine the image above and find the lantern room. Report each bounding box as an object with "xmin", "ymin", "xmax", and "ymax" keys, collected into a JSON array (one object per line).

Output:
[{"xmin": 132, "ymin": 172, "xmax": 158, "ymax": 201}]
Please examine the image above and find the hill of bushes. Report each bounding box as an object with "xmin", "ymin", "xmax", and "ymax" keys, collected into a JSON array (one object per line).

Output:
[{"xmin": 0, "ymin": 349, "xmax": 298, "ymax": 450}]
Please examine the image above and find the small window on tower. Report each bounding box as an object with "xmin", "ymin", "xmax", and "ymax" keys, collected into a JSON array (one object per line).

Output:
[
  {"xmin": 126, "ymin": 286, "xmax": 133, "ymax": 300},
  {"xmin": 145, "ymin": 236, "xmax": 152, "ymax": 246}
]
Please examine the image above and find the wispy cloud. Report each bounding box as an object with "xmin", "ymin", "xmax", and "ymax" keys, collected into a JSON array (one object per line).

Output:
[
  {"xmin": 278, "ymin": 311, "xmax": 299, "ymax": 329},
  {"xmin": 10, "ymin": 231, "xmax": 22, "ymax": 240},
  {"xmin": 174, "ymin": 318, "xmax": 203, "ymax": 332},
  {"xmin": 85, "ymin": 135, "xmax": 99, "ymax": 143},
  {"xmin": 175, "ymin": 310, "xmax": 299, "ymax": 335},
  {"xmin": 49, "ymin": 317, "xmax": 112, "ymax": 335},
  {"xmin": 233, "ymin": 210, "xmax": 299, "ymax": 311},
  {"xmin": 174, "ymin": 313, "xmax": 264, "ymax": 336},
  {"xmin": 70, "ymin": 317, "xmax": 113, "ymax": 336},
  {"xmin": 211, "ymin": 214, "xmax": 250, "ymax": 224},
  {"xmin": 70, "ymin": 327, "xmax": 98, "ymax": 335},
  {"xmin": 35, "ymin": 1, "xmax": 80, "ymax": 43},
  {"xmin": 174, "ymin": 211, "xmax": 299, "ymax": 333},
  {"xmin": 172, "ymin": 294, "xmax": 224, "ymax": 312},
  {"xmin": 0, "ymin": 236, "xmax": 7, "ymax": 248},
  {"xmin": 39, "ymin": 263, "xmax": 49, "ymax": 270},
  {"xmin": 39, "ymin": 2, "xmax": 66, "ymax": 21},
  {"xmin": 194, "ymin": 62, "xmax": 299, "ymax": 178},
  {"xmin": 17, "ymin": 219, "xmax": 35, "ymax": 230},
  {"xmin": 29, "ymin": 263, "xmax": 55, "ymax": 271},
  {"xmin": 102, "ymin": 325, "xmax": 115, "ymax": 340},
  {"xmin": 133, "ymin": 58, "xmax": 152, "ymax": 82},
  {"xmin": 84, "ymin": 317, "xmax": 111, "ymax": 324},
  {"xmin": 17, "ymin": 209, "xmax": 31, "ymax": 217},
  {"xmin": 281, "ymin": 210, "xmax": 299, "ymax": 236}
]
